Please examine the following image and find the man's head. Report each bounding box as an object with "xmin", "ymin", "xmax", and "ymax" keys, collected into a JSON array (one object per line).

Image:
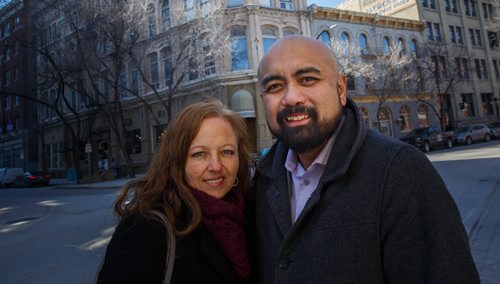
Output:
[{"xmin": 257, "ymin": 35, "xmax": 347, "ymax": 155}]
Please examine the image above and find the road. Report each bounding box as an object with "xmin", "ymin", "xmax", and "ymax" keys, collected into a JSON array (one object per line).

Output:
[{"xmin": 0, "ymin": 140, "xmax": 499, "ymax": 283}]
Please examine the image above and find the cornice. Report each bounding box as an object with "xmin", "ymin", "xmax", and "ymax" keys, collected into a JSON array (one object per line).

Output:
[{"xmin": 310, "ymin": 6, "xmax": 424, "ymax": 32}]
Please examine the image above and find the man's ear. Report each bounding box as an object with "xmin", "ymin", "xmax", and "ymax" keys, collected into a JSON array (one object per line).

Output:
[{"xmin": 337, "ymin": 75, "xmax": 347, "ymax": 106}]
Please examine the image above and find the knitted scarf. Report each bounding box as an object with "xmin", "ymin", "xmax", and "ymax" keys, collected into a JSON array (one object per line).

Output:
[{"xmin": 191, "ymin": 187, "xmax": 250, "ymax": 280}]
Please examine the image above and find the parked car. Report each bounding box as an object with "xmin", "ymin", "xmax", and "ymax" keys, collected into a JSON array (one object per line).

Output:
[
  {"xmin": 0, "ymin": 167, "xmax": 25, "ymax": 188},
  {"xmin": 14, "ymin": 171, "xmax": 51, "ymax": 187},
  {"xmin": 488, "ymin": 122, "xmax": 500, "ymax": 139},
  {"xmin": 454, "ymin": 124, "xmax": 492, "ymax": 145},
  {"xmin": 399, "ymin": 127, "xmax": 455, "ymax": 152}
]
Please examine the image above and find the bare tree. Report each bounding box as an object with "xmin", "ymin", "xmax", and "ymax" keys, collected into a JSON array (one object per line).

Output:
[
  {"xmin": 329, "ymin": 40, "xmax": 414, "ymax": 132},
  {"xmin": 17, "ymin": 0, "xmax": 231, "ymax": 179},
  {"xmin": 415, "ymin": 42, "xmax": 470, "ymax": 131}
]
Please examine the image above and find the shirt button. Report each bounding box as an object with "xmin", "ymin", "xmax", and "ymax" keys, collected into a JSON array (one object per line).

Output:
[
  {"xmin": 273, "ymin": 191, "xmax": 280, "ymax": 197},
  {"xmin": 278, "ymin": 257, "xmax": 290, "ymax": 269},
  {"xmin": 303, "ymin": 179, "xmax": 310, "ymax": 185}
]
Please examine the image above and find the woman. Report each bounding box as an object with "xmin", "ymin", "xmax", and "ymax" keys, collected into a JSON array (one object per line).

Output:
[{"xmin": 97, "ymin": 99, "xmax": 254, "ymax": 283}]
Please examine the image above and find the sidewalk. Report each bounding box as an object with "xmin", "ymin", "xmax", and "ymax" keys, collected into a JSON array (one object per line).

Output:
[{"xmin": 50, "ymin": 175, "xmax": 142, "ymax": 190}]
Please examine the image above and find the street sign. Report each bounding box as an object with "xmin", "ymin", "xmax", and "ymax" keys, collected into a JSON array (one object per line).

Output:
[{"xmin": 85, "ymin": 143, "xmax": 92, "ymax": 153}]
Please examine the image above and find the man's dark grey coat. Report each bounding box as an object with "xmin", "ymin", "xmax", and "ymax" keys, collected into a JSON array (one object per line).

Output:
[{"xmin": 254, "ymin": 98, "xmax": 479, "ymax": 283}]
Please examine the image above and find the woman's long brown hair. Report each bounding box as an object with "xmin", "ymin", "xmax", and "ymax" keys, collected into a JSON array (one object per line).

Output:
[{"xmin": 113, "ymin": 98, "xmax": 253, "ymax": 237}]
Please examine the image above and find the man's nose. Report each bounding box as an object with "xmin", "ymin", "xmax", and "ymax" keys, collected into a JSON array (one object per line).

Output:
[{"xmin": 281, "ymin": 83, "xmax": 306, "ymax": 106}]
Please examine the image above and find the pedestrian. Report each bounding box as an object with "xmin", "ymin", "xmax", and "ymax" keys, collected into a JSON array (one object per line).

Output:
[
  {"xmin": 97, "ymin": 99, "xmax": 255, "ymax": 283},
  {"xmin": 254, "ymin": 35, "xmax": 479, "ymax": 283}
]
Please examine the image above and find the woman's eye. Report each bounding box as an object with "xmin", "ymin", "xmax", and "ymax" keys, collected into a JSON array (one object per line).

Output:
[
  {"xmin": 191, "ymin": 152, "xmax": 206, "ymax": 158},
  {"xmin": 222, "ymin": 149, "xmax": 235, "ymax": 156}
]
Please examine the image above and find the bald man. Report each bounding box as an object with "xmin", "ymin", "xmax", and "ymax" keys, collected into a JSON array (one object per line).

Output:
[{"xmin": 254, "ymin": 36, "xmax": 479, "ymax": 283}]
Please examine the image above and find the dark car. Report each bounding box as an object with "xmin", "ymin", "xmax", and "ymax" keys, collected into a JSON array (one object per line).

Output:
[
  {"xmin": 400, "ymin": 127, "xmax": 454, "ymax": 152},
  {"xmin": 14, "ymin": 171, "xmax": 51, "ymax": 187},
  {"xmin": 488, "ymin": 122, "xmax": 500, "ymax": 139}
]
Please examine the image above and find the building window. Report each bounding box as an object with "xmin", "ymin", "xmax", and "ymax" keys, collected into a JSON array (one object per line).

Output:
[
  {"xmin": 262, "ymin": 28, "xmax": 277, "ymax": 54},
  {"xmin": 318, "ymin": 31, "xmax": 331, "ymax": 47},
  {"xmin": 396, "ymin": 37, "xmax": 406, "ymax": 55},
  {"xmin": 474, "ymin": 59, "xmax": 488, "ymax": 80},
  {"xmin": 418, "ymin": 104, "xmax": 429, "ymax": 127},
  {"xmin": 188, "ymin": 58, "xmax": 198, "ymax": 80},
  {"xmin": 399, "ymin": 105, "xmax": 412, "ymax": 132},
  {"xmin": 359, "ymin": 33, "xmax": 368, "ymax": 54},
  {"xmin": 147, "ymin": 3, "xmax": 157, "ymax": 37},
  {"xmin": 231, "ymin": 27, "xmax": 249, "ymax": 71},
  {"xmin": 456, "ymin": 26, "xmax": 463, "ymax": 44},
  {"xmin": 464, "ymin": 0, "xmax": 477, "ymax": 17},
  {"xmin": 481, "ymin": 93, "xmax": 493, "ymax": 115},
  {"xmin": 162, "ymin": 47, "xmax": 173, "ymax": 87},
  {"xmin": 259, "ymin": 0, "xmax": 272, "ymax": 7},
  {"xmin": 383, "ymin": 36, "xmax": 391, "ymax": 55},
  {"xmin": 449, "ymin": 26, "xmax": 456, "ymax": 43},
  {"xmin": 119, "ymin": 72, "xmax": 128, "ymax": 99},
  {"xmin": 433, "ymin": 23, "xmax": 441, "ymax": 41},
  {"xmin": 131, "ymin": 69, "xmax": 139, "ymax": 94},
  {"xmin": 475, "ymin": 29, "xmax": 482, "ymax": 46},
  {"xmin": 493, "ymin": 59, "xmax": 500, "ymax": 79},
  {"xmin": 410, "ymin": 39, "xmax": 418, "ymax": 57},
  {"xmin": 482, "ymin": 3, "xmax": 494, "ymax": 20},
  {"xmin": 227, "ymin": 0, "xmax": 243, "ymax": 7},
  {"xmin": 283, "ymin": 29, "xmax": 297, "ymax": 37},
  {"xmin": 426, "ymin": 22, "xmax": 434, "ymax": 41},
  {"xmin": 152, "ymin": 124, "xmax": 167, "ymax": 150},
  {"xmin": 162, "ymin": 0, "xmax": 170, "ymax": 31},
  {"xmin": 203, "ymin": 44, "xmax": 215, "ymax": 75},
  {"xmin": 149, "ymin": 53, "xmax": 159, "ymax": 89},
  {"xmin": 126, "ymin": 129, "xmax": 142, "ymax": 154},
  {"xmin": 280, "ymin": 0, "xmax": 294, "ymax": 10},
  {"xmin": 461, "ymin": 93, "xmax": 475, "ymax": 117},
  {"xmin": 359, "ymin": 107, "xmax": 370, "ymax": 127}
]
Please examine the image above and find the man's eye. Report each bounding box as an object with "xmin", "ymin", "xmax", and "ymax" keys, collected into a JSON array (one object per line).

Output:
[
  {"xmin": 301, "ymin": 77, "xmax": 317, "ymax": 84},
  {"xmin": 265, "ymin": 83, "xmax": 282, "ymax": 93}
]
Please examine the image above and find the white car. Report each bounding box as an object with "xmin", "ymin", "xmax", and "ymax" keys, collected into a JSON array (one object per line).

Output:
[
  {"xmin": 455, "ymin": 124, "xmax": 492, "ymax": 145},
  {"xmin": 0, "ymin": 168, "xmax": 25, "ymax": 188}
]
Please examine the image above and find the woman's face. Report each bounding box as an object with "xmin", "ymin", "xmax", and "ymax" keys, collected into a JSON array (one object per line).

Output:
[{"xmin": 185, "ymin": 117, "xmax": 239, "ymax": 199}]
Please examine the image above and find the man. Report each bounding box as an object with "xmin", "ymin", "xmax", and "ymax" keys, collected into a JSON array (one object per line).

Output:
[{"xmin": 254, "ymin": 35, "xmax": 479, "ymax": 283}]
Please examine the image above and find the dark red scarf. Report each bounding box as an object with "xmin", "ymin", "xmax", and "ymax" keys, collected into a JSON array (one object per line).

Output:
[{"xmin": 191, "ymin": 187, "xmax": 250, "ymax": 280}]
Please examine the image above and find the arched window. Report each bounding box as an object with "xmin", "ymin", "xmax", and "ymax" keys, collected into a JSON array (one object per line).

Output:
[
  {"xmin": 161, "ymin": 47, "xmax": 172, "ymax": 87},
  {"xmin": 397, "ymin": 37, "xmax": 406, "ymax": 55},
  {"xmin": 283, "ymin": 29, "xmax": 297, "ymax": 37},
  {"xmin": 231, "ymin": 27, "xmax": 249, "ymax": 70},
  {"xmin": 418, "ymin": 104, "xmax": 429, "ymax": 127},
  {"xmin": 147, "ymin": 3, "xmax": 157, "ymax": 37},
  {"xmin": 383, "ymin": 36, "xmax": 391, "ymax": 55},
  {"xmin": 318, "ymin": 31, "xmax": 331, "ymax": 47},
  {"xmin": 161, "ymin": 0, "xmax": 170, "ymax": 31},
  {"xmin": 359, "ymin": 107, "xmax": 370, "ymax": 127},
  {"xmin": 410, "ymin": 39, "xmax": 418, "ymax": 57},
  {"xmin": 340, "ymin": 32, "xmax": 350, "ymax": 52},
  {"xmin": 149, "ymin": 53, "xmax": 159, "ymax": 89},
  {"xmin": 378, "ymin": 107, "xmax": 393, "ymax": 136},
  {"xmin": 399, "ymin": 105, "xmax": 412, "ymax": 131},
  {"xmin": 359, "ymin": 33, "xmax": 368, "ymax": 54},
  {"xmin": 262, "ymin": 28, "xmax": 277, "ymax": 54}
]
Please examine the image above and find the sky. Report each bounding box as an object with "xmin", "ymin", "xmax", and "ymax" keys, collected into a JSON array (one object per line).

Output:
[{"xmin": 307, "ymin": 0, "xmax": 344, "ymax": 8}]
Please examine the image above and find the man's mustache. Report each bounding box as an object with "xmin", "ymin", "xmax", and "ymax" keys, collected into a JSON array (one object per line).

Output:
[{"xmin": 277, "ymin": 106, "xmax": 318, "ymax": 124}]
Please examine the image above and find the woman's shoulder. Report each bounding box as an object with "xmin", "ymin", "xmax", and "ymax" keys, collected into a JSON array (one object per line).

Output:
[{"xmin": 114, "ymin": 213, "xmax": 165, "ymax": 241}]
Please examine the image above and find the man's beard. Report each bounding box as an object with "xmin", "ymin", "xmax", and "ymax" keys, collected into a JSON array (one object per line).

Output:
[{"xmin": 271, "ymin": 105, "xmax": 342, "ymax": 154}]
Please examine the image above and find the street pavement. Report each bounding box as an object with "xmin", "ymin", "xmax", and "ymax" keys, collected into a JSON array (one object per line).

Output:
[{"xmin": 19, "ymin": 145, "xmax": 500, "ymax": 283}]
